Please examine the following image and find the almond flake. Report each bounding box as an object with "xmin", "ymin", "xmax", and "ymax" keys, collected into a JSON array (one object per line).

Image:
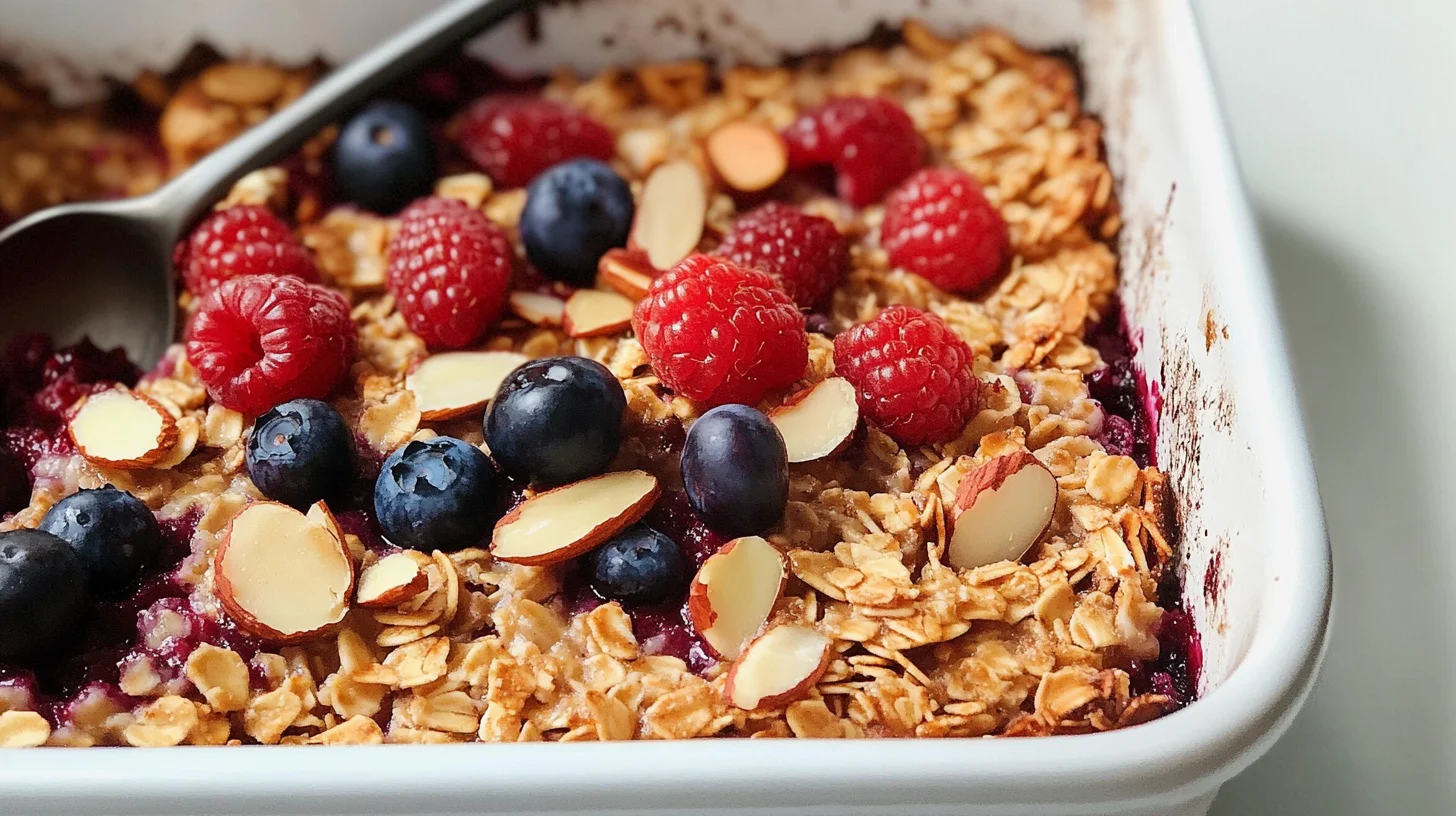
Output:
[
  {"xmin": 630, "ymin": 160, "xmax": 706, "ymax": 270},
  {"xmin": 706, "ymin": 121, "xmax": 788, "ymax": 192},
  {"xmin": 406, "ymin": 351, "xmax": 527, "ymax": 421},
  {"xmin": 768, "ymin": 377, "xmax": 859, "ymax": 463},
  {"xmin": 562, "ymin": 289, "xmax": 635, "ymax": 338},
  {"xmin": 596, "ymin": 248, "xmax": 656, "ymax": 299},
  {"xmin": 214, "ymin": 502, "xmax": 355, "ymax": 643},
  {"xmin": 508, "ymin": 291, "xmax": 566, "ymax": 327},
  {"xmin": 492, "ymin": 470, "xmax": 660, "ymax": 565},
  {"xmin": 68, "ymin": 389, "xmax": 179, "ymax": 469}
]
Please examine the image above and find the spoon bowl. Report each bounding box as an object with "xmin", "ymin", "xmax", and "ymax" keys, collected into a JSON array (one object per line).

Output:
[
  {"xmin": 0, "ymin": 198, "xmax": 178, "ymax": 366},
  {"xmin": 0, "ymin": 0, "xmax": 531, "ymax": 368}
]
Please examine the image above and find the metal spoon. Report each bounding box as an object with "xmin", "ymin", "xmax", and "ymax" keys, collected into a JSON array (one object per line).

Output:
[{"xmin": 0, "ymin": 0, "xmax": 533, "ymax": 367}]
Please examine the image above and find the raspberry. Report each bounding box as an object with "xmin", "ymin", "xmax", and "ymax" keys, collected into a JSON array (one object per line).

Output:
[
  {"xmin": 715, "ymin": 203, "xmax": 849, "ymax": 309},
  {"xmin": 832, "ymin": 305, "xmax": 979, "ymax": 446},
  {"xmin": 632, "ymin": 256, "xmax": 807, "ymax": 407},
  {"xmin": 782, "ymin": 97, "xmax": 923, "ymax": 207},
  {"xmin": 454, "ymin": 95, "xmax": 615, "ymax": 188},
  {"xmin": 186, "ymin": 275, "xmax": 355, "ymax": 416},
  {"xmin": 386, "ymin": 197, "xmax": 514, "ymax": 349},
  {"xmin": 880, "ymin": 168, "xmax": 1009, "ymax": 294},
  {"xmin": 174, "ymin": 205, "xmax": 319, "ymax": 297}
]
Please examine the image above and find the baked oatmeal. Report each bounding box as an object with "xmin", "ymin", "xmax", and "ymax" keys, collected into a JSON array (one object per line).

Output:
[{"xmin": 0, "ymin": 20, "xmax": 1198, "ymax": 749}]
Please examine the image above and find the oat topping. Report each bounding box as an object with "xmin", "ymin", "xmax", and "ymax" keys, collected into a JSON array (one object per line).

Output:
[{"xmin": 0, "ymin": 20, "xmax": 1186, "ymax": 747}]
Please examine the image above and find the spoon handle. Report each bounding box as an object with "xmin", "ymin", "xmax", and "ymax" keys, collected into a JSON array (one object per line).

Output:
[{"xmin": 157, "ymin": 0, "xmax": 534, "ymax": 225}]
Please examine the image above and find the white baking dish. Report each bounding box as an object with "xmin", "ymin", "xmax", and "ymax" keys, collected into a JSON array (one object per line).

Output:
[{"xmin": 0, "ymin": 1, "xmax": 1331, "ymax": 814}]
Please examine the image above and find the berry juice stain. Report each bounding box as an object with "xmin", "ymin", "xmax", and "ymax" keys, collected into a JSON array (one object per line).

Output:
[{"xmin": 1088, "ymin": 297, "xmax": 1201, "ymax": 704}]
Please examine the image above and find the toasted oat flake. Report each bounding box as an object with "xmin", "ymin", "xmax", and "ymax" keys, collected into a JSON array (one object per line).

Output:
[{"xmin": 0, "ymin": 710, "xmax": 51, "ymax": 748}]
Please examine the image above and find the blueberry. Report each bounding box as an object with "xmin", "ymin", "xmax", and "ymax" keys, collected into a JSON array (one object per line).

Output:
[
  {"xmin": 588, "ymin": 524, "xmax": 687, "ymax": 604},
  {"xmin": 680, "ymin": 404, "xmax": 788, "ymax": 537},
  {"xmin": 485, "ymin": 356, "xmax": 626, "ymax": 488},
  {"xmin": 39, "ymin": 486, "xmax": 162, "ymax": 597},
  {"xmin": 246, "ymin": 399, "xmax": 354, "ymax": 510},
  {"xmin": 0, "ymin": 529, "xmax": 89, "ymax": 658},
  {"xmin": 374, "ymin": 436, "xmax": 499, "ymax": 552},
  {"xmin": 334, "ymin": 101, "xmax": 437, "ymax": 214},
  {"xmin": 0, "ymin": 447, "xmax": 28, "ymax": 515},
  {"xmin": 520, "ymin": 159, "xmax": 634, "ymax": 286}
]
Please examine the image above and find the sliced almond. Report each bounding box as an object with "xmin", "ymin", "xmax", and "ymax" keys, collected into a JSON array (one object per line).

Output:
[
  {"xmin": 214, "ymin": 501, "xmax": 355, "ymax": 643},
  {"xmin": 630, "ymin": 160, "xmax": 707, "ymax": 270},
  {"xmin": 406, "ymin": 351, "xmax": 529, "ymax": 421},
  {"xmin": 706, "ymin": 121, "xmax": 788, "ymax": 192},
  {"xmin": 150, "ymin": 415, "xmax": 201, "ymax": 470},
  {"xmin": 948, "ymin": 452, "xmax": 1059, "ymax": 570},
  {"xmin": 306, "ymin": 500, "xmax": 347, "ymax": 548},
  {"xmin": 723, "ymin": 625, "xmax": 832, "ymax": 710},
  {"xmin": 508, "ymin": 292, "xmax": 565, "ymax": 327},
  {"xmin": 68, "ymin": 389, "xmax": 180, "ymax": 469},
  {"xmin": 562, "ymin": 290, "xmax": 635, "ymax": 338},
  {"xmin": 491, "ymin": 470, "xmax": 659, "ymax": 566},
  {"xmin": 596, "ymin": 249, "xmax": 657, "ymax": 300},
  {"xmin": 356, "ymin": 552, "xmax": 429, "ymax": 608},
  {"xmin": 688, "ymin": 536, "xmax": 787, "ymax": 660},
  {"xmin": 768, "ymin": 377, "xmax": 859, "ymax": 463}
]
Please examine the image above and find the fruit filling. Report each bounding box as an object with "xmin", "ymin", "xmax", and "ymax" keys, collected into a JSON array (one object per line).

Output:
[{"xmin": 0, "ymin": 20, "xmax": 1197, "ymax": 748}]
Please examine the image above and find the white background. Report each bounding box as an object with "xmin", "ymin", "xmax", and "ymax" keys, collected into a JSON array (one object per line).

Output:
[{"xmin": 1195, "ymin": 1, "xmax": 1456, "ymax": 814}]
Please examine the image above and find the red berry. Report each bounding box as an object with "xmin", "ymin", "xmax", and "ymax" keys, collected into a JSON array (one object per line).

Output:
[
  {"xmin": 880, "ymin": 168, "xmax": 1009, "ymax": 294},
  {"xmin": 782, "ymin": 97, "xmax": 923, "ymax": 207},
  {"xmin": 174, "ymin": 205, "xmax": 319, "ymax": 298},
  {"xmin": 455, "ymin": 95, "xmax": 615, "ymax": 188},
  {"xmin": 715, "ymin": 203, "xmax": 849, "ymax": 309},
  {"xmin": 386, "ymin": 197, "xmax": 514, "ymax": 349},
  {"xmin": 633, "ymin": 256, "xmax": 807, "ymax": 407},
  {"xmin": 832, "ymin": 305, "xmax": 979, "ymax": 447},
  {"xmin": 186, "ymin": 275, "xmax": 355, "ymax": 416}
]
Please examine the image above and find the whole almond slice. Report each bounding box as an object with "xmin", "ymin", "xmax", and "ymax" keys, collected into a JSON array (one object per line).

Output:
[
  {"xmin": 630, "ymin": 160, "xmax": 706, "ymax": 270},
  {"xmin": 509, "ymin": 292, "xmax": 566, "ymax": 327},
  {"xmin": 406, "ymin": 351, "xmax": 529, "ymax": 421},
  {"xmin": 68, "ymin": 389, "xmax": 180, "ymax": 469},
  {"xmin": 706, "ymin": 121, "xmax": 788, "ymax": 192},
  {"xmin": 596, "ymin": 249, "xmax": 657, "ymax": 300},
  {"xmin": 356, "ymin": 552, "xmax": 429, "ymax": 608},
  {"xmin": 948, "ymin": 451, "xmax": 1059, "ymax": 570},
  {"xmin": 723, "ymin": 625, "xmax": 832, "ymax": 710},
  {"xmin": 688, "ymin": 536, "xmax": 787, "ymax": 660},
  {"xmin": 768, "ymin": 377, "xmax": 859, "ymax": 463},
  {"xmin": 491, "ymin": 470, "xmax": 659, "ymax": 566},
  {"xmin": 214, "ymin": 501, "xmax": 356, "ymax": 643},
  {"xmin": 563, "ymin": 290, "xmax": 635, "ymax": 338}
]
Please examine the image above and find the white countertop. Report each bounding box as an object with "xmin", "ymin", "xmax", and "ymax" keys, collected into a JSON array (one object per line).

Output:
[{"xmin": 1195, "ymin": 1, "xmax": 1456, "ymax": 814}]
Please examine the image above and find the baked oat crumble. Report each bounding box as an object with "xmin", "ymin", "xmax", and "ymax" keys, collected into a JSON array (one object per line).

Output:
[{"xmin": 0, "ymin": 20, "xmax": 1196, "ymax": 748}]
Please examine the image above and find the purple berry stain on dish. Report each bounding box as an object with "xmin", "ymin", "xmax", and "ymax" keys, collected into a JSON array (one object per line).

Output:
[{"xmin": 1089, "ymin": 297, "xmax": 1202, "ymax": 705}]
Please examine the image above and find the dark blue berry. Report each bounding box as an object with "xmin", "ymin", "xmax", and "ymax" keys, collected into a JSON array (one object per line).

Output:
[
  {"xmin": 588, "ymin": 524, "xmax": 686, "ymax": 604},
  {"xmin": 0, "ymin": 447, "xmax": 28, "ymax": 515},
  {"xmin": 520, "ymin": 159, "xmax": 634, "ymax": 286},
  {"xmin": 246, "ymin": 399, "xmax": 354, "ymax": 510},
  {"xmin": 0, "ymin": 529, "xmax": 89, "ymax": 658},
  {"xmin": 335, "ymin": 101, "xmax": 437, "ymax": 214},
  {"xmin": 374, "ymin": 436, "xmax": 499, "ymax": 552},
  {"xmin": 485, "ymin": 356, "xmax": 626, "ymax": 488},
  {"xmin": 681, "ymin": 404, "xmax": 788, "ymax": 537},
  {"xmin": 39, "ymin": 486, "xmax": 162, "ymax": 597}
]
